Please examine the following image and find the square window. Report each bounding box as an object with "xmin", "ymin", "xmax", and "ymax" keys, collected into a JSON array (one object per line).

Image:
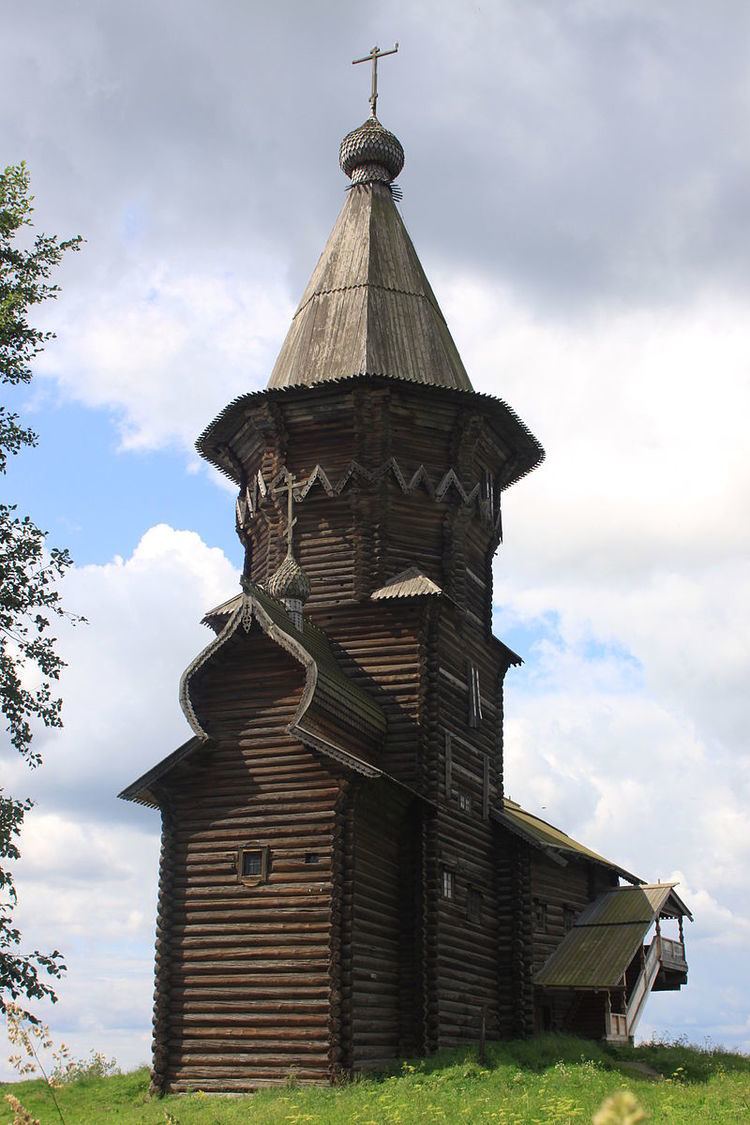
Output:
[
  {"xmin": 441, "ymin": 868, "xmax": 455, "ymax": 900},
  {"xmin": 305, "ymin": 852, "xmax": 320, "ymax": 865},
  {"xmin": 467, "ymin": 886, "xmax": 482, "ymax": 924},
  {"xmin": 242, "ymin": 850, "xmax": 262, "ymax": 877},
  {"xmin": 457, "ymin": 790, "xmax": 472, "ymax": 814},
  {"xmin": 238, "ymin": 845, "xmax": 268, "ymax": 883}
]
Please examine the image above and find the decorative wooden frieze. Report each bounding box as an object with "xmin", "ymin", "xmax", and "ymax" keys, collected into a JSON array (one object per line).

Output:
[{"xmin": 235, "ymin": 457, "xmax": 488, "ymax": 535}]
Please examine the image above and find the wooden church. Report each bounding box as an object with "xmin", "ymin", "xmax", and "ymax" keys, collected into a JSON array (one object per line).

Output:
[{"xmin": 121, "ymin": 67, "xmax": 691, "ymax": 1092}]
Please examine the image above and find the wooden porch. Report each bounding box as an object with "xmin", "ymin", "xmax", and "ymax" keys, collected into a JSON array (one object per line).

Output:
[{"xmin": 605, "ymin": 930, "xmax": 689, "ymax": 1043}]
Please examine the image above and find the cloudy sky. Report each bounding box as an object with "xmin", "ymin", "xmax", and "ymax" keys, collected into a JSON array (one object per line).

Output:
[{"xmin": 3, "ymin": 0, "xmax": 749, "ymax": 1074}]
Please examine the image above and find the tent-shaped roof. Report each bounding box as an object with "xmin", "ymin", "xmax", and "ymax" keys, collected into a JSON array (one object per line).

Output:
[
  {"xmin": 267, "ymin": 181, "xmax": 473, "ymax": 393},
  {"xmin": 496, "ymin": 798, "xmax": 642, "ymax": 884},
  {"xmin": 535, "ymin": 883, "xmax": 692, "ymax": 989}
]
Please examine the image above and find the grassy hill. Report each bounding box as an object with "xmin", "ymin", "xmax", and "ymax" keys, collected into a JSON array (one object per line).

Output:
[{"xmin": 3, "ymin": 1035, "xmax": 749, "ymax": 1123}]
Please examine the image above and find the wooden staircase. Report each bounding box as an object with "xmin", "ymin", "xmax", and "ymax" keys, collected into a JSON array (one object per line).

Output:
[{"xmin": 605, "ymin": 935, "xmax": 687, "ymax": 1042}]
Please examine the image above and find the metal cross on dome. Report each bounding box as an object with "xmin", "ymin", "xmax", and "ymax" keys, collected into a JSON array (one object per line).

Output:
[{"xmin": 352, "ymin": 42, "xmax": 399, "ymax": 119}]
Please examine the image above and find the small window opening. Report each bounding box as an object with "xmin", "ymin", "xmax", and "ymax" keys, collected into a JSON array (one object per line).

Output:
[
  {"xmin": 533, "ymin": 898, "xmax": 548, "ymax": 933},
  {"xmin": 305, "ymin": 852, "xmax": 320, "ymax": 865},
  {"xmin": 468, "ymin": 664, "xmax": 483, "ymax": 728},
  {"xmin": 482, "ymin": 469, "xmax": 495, "ymax": 512},
  {"xmin": 563, "ymin": 906, "xmax": 577, "ymax": 932},
  {"xmin": 457, "ymin": 790, "xmax": 472, "ymax": 814},
  {"xmin": 441, "ymin": 868, "xmax": 455, "ymax": 901},
  {"xmin": 242, "ymin": 851, "xmax": 262, "ymax": 877},
  {"xmin": 467, "ymin": 886, "xmax": 482, "ymax": 924},
  {"xmin": 239, "ymin": 845, "xmax": 269, "ymax": 884}
]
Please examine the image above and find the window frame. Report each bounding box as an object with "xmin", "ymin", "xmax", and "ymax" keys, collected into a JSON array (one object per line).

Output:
[
  {"xmin": 533, "ymin": 897, "xmax": 549, "ymax": 933},
  {"xmin": 468, "ymin": 663, "xmax": 483, "ymax": 728},
  {"xmin": 456, "ymin": 789, "xmax": 472, "ymax": 814},
  {"xmin": 563, "ymin": 905, "xmax": 578, "ymax": 932},
  {"xmin": 238, "ymin": 844, "xmax": 270, "ymax": 887}
]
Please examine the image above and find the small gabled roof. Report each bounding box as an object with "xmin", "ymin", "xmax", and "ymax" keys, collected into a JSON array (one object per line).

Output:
[
  {"xmin": 201, "ymin": 592, "xmax": 243, "ymax": 631},
  {"xmin": 495, "ymin": 798, "xmax": 642, "ymax": 884},
  {"xmin": 535, "ymin": 883, "xmax": 692, "ymax": 990},
  {"xmin": 371, "ymin": 567, "xmax": 443, "ymax": 600}
]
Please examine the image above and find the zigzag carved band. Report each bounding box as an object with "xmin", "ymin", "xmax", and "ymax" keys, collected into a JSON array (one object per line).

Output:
[{"xmin": 235, "ymin": 459, "xmax": 502, "ymax": 533}]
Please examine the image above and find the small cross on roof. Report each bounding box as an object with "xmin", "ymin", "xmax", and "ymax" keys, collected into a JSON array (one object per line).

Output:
[{"xmin": 352, "ymin": 43, "xmax": 399, "ymax": 119}]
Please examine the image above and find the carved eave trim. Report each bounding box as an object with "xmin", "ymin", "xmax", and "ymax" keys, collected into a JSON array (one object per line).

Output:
[{"xmin": 196, "ymin": 374, "xmax": 545, "ymax": 492}]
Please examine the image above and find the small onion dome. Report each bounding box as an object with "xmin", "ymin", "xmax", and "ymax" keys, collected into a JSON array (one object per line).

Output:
[
  {"xmin": 339, "ymin": 118, "xmax": 404, "ymax": 185},
  {"xmin": 267, "ymin": 551, "xmax": 311, "ymax": 604}
]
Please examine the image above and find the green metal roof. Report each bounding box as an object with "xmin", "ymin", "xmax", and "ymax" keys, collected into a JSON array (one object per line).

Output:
[
  {"xmin": 498, "ymin": 799, "xmax": 641, "ymax": 884},
  {"xmin": 535, "ymin": 923, "xmax": 648, "ymax": 989},
  {"xmin": 576, "ymin": 884, "xmax": 673, "ymax": 926},
  {"xmin": 535, "ymin": 883, "xmax": 691, "ymax": 990}
]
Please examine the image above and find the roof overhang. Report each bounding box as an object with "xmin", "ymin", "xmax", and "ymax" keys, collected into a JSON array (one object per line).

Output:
[
  {"xmin": 196, "ymin": 374, "xmax": 544, "ymax": 493},
  {"xmin": 494, "ymin": 799, "xmax": 642, "ymax": 885},
  {"xmin": 535, "ymin": 882, "xmax": 693, "ymax": 990}
]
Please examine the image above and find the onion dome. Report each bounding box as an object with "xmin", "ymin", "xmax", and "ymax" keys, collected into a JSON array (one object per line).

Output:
[
  {"xmin": 267, "ymin": 551, "xmax": 311, "ymax": 603},
  {"xmin": 339, "ymin": 117, "xmax": 404, "ymax": 185}
]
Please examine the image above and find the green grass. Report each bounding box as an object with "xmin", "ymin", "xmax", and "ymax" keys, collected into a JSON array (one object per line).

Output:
[{"xmin": 2, "ymin": 1035, "xmax": 749, "ymax": 1123}]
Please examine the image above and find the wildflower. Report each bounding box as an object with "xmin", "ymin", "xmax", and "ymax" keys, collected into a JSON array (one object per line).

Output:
[
  {"xmin": 592, "ymin": 1090, "xmax": 647, "ymax": 1125},
  {"xmin": 4, "ymin": 1094, "xmax": 40, "ymax": 1125}
]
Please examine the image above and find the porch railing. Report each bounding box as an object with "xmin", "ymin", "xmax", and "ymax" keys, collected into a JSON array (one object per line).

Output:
[{"xmin": 660, "ymin": 936, "xmax": 687, "ymax": 967}]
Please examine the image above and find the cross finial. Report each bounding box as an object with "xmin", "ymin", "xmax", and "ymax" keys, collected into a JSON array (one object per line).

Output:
[
  {"xmin": 273, "ymin": 472, "xmax": 298, "ymax": 555},
  {"xmin": 352, "ymin": 43, "xmax": 399, "ymax": 119}
]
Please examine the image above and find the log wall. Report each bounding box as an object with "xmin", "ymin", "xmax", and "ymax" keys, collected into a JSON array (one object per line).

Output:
[
  {"xmin": 158, "ymin": 631, "xmax": 345, "ymax": 1091},
  {"xmin": 345, "ymin": 784, "xmax": 421, "ymax": 1071},
  {"xmin": 529, "ymin": 853, "xmax": 619, "ymax": 1036},
  {"xmin": 424, "ymin": 602, "xmax": 513, "ymax": 1048},
  {"xmin": 235, "ymin": 383, "xmax": 509, "ymax": 614}
]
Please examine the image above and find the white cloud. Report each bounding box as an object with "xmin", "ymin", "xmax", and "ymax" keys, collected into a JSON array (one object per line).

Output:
[
  {"xmin": 3, "ymin": 0, "xmax": 749, "ymax": 1063},
  {"xmin": 435, "ymin": 278, "xmax": 750, "ymax": 1047},
  {"xmin": 7, "ymin": 523, "xmax": 238, "ymax": 804},
  {"xmin": 1, "ymin": 526, "xmax": 238, "ymax": 1078},
  {"xmin": 39, "ymin": 266, "xmax": 294, "ymax": 454}
]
